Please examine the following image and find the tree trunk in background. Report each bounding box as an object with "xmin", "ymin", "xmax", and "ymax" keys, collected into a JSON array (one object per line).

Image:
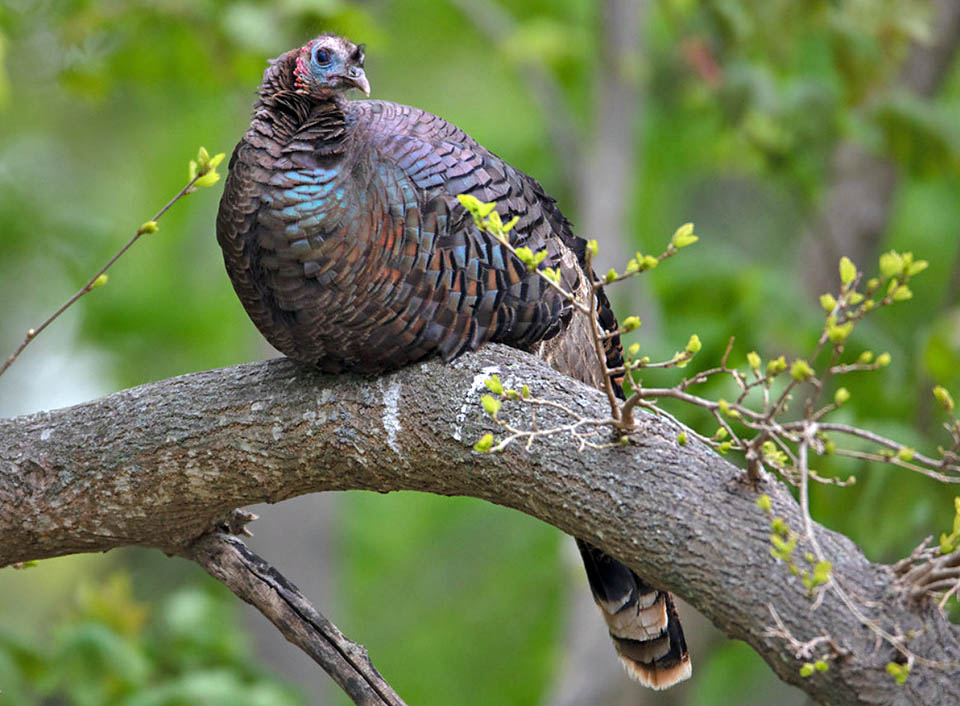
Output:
[
  {"xmin": 580, "ymin": 0, "xmax": 663, "ymax": 338},
  {"xmin": 801, "ymin": 0, "xmax": 960, "ymax": 297}
]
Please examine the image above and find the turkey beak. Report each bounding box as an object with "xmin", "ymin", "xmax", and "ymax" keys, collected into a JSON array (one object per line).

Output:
[{"xmin": 348, "ymin": 67, "xmax": 370, "ymax": 96}]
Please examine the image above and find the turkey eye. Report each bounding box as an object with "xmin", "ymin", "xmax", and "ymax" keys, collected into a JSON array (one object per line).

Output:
[{"xmin": 314, "ymin": 48, "xmax": 330, "ymax": 65}]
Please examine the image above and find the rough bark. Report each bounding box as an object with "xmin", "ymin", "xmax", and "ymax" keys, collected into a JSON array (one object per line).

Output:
[{"xmin": 2, "ymin": 345, "xmax": 958, "ymax": 705}]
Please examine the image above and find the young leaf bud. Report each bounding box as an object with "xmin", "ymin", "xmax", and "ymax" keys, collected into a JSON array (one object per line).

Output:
[
  {"xmin": 879, "ymin": 250, "xmax": 904, "ymax": 279},
  {"xmin": 194, "ymin": 170, "xmax": 221, "ymax": 188},
  {"xmin": 839, "ymin": 256, "xmax": 856, "ymax": 286},
  {"xmin": 790, "ymin": 359, "xmax": 814, "ymax": 381},
  {"xmin": 892, "ymin": 285, "xmax": 913, "ymax": 302},
  {"xmin": 671, "ymin": 222, "xmax": 698, "ymax": 248},
  {"xmin": 481, "ymin": 394, "xmax": 501, "ymax": 419},
  {"xmin": 767, "ymin": 356, "xmax": 787, "ymax": 375},
  {"xmin": 933, "ymin": 385, "xmax": 955, "ymax": 413},
  {"xmin": 897, "ymin": 446, "xmax": 915, "ymax": 462},
  {"xmin": 907, "ymin": 259, "xmax": 929, "ymax": 276},
  {"xmin": 484, "ymin": 375, "xmax": 503, "ymax": 395},
  {"xmin": 827, "ymin": 321, "xmax": 853, "ymax": 343},
  {"xmin": 473, "ymin": 434, "xmax": 494, "ymax": 452}
]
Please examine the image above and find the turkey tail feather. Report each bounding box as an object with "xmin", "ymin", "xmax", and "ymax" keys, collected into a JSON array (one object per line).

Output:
[{"xmin": 576, "ymin": 539, "xmax": 692, "ymax": 690}]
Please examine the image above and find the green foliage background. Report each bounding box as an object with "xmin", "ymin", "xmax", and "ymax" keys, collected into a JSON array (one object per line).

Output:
[{"xmin": 0, "ymin": 0, "xmax": 958, "ymax": 704}]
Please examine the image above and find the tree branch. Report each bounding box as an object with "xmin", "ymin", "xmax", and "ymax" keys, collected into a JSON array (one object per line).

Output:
[
  {"xmin": 186, "ymin": 521, "xmax": 405, "ymax": 706},
  {"xmin": 2, "ymin": 345, "xmax": 958, "ymax": 705}
]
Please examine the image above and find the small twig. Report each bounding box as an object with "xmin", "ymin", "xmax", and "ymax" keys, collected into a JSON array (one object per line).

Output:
[
  {"xmin": 764, "ymin": 603, "xmax": 840, "ymax": 662},
  {"xmin": 187, "ymin": 526, "xmax": 406, "ymax": 706},
  {"xmin": 0, "ymin": 172, "xmax": 204, "ymax": 379}
]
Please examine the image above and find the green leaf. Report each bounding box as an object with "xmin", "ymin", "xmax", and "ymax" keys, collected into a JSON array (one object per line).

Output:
[
  {"xmin": 685, "ymin": 334, "xmax": 702, "ymax": 355},
  {"xmin": 834, "ymin": 387, "xmax": 850, "ymax": 406},
  {"xmin": 871, "ymin": 91, "xmax": 960, "ymax": 177}
]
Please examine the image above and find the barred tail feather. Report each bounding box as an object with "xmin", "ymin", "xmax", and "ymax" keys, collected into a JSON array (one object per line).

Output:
[{"xmin": 576, "ymin": 539, "xmax": 692, "ymax": 690}]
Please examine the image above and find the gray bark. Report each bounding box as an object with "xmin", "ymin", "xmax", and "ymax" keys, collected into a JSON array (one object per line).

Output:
[{"xmin": 2, "ymin": 346, "xmax": 958, "ymax": 705}]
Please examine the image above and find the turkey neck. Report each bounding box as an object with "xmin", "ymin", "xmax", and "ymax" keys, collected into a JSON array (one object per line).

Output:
[{"xmin": 253, "ymin": 52, "xmax": 349, "ymax": 155}]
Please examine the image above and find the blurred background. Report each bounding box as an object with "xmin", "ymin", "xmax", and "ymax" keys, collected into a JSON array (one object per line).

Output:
[{"xmin": 1, "ymin": 0, "xmax": 958, "ymax": 704}]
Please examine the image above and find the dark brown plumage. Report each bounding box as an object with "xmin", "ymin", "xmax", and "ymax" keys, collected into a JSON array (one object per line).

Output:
[{"xmin": 216, "ymin": 33, "xmax": 690, "ymax": 689}]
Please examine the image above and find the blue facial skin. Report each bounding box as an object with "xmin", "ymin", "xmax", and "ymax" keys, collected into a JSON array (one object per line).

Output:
[{"xmin": 295, "ymin": 37, "xmax": 369, "ymax": 98}]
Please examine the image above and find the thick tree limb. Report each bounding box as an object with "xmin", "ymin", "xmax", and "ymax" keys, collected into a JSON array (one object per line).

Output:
[{"xmin": 2, "ymin": 345, "xmax": 959, "ymax": 705}]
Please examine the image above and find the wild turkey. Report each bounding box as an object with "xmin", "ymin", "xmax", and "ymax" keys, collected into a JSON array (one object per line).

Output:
[{"xmin": 216, "ymin": 32, "xmax": 691, "ymax": 690}]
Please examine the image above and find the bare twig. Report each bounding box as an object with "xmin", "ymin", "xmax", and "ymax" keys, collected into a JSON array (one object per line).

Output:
[{"xmin": 0, "ymin": 171, "xmax": 207, "ymax": 380}]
